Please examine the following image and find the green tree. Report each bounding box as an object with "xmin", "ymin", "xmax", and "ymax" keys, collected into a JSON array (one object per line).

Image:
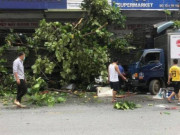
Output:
[
  {"xmin": 0, "ymin": 0, "xmax": 126, "ymax": 89},
  {"xmin": 29, "ymin": 0, "xmax": 126, "ymax": 88}
]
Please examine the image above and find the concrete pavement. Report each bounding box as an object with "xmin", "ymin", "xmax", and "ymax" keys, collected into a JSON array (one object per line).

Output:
[{"xmin": 0, "ymin": 95, "xmax": 180, "ymax": 135}]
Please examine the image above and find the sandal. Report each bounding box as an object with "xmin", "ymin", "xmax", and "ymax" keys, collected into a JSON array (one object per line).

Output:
[
  {"xmin": 112, "ymin": 99, "xmax": 117, "ymax": 103},
  {"xmin": 167, "ymin": 99, "xmax": 172, "ymax": 103}
]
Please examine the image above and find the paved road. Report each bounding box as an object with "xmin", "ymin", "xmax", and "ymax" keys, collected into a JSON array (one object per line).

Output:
[{"xmin": 0, "ymin": 95, "xmax": 180, "ymax": 135}]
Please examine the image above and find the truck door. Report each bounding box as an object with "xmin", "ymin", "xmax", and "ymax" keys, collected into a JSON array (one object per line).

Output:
[{"xmin": 139, "ymin": 52, "xmax": 164, "ymax": 82}]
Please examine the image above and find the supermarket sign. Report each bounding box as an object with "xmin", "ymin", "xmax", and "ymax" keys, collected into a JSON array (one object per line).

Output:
[
  {"xmin": 0, "ymin": 0, "xmax": 67, "ymax": 9},
  {"xmin": 113, "ymin": 0, "xmax": 179, "ymax": 10},
  {"xmin": 0, "ymin": 0, "xmax": 179, "ymax": 10},
  {"xmin": 0, "ymin": 0, "xmax": 111, "ymax": 10}
]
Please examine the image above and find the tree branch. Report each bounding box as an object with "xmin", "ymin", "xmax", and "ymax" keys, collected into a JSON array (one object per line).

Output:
[
  {"xmin": 74, "ymin": 18, "xmax": 84, "ymax": 29},
  {"xmin": 83, "ymin": 22, "xmax": 108, "ymax": 37}
]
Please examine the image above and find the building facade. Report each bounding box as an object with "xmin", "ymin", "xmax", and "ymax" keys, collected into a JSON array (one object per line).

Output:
[
  {"xmin": 0, "ymin": 0, "xmax": 179, "ymax": 68},
  {"xmin": 0, "ymin": 0, "xmax": 179, "ymax": 46}
]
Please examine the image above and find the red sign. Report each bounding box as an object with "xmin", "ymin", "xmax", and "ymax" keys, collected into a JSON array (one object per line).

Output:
[{"xmin": 176, "ymin": 39, "xmax": 180, "ymax": 47}]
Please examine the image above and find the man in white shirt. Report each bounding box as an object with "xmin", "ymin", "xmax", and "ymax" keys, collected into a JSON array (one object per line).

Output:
[
  {"xmin": 108, "ymin": 58, "xmax": 127, "ymax": 102},
  {"xmin": 13, "ymin": 52, "xmax": 27, "ymax": 107}
]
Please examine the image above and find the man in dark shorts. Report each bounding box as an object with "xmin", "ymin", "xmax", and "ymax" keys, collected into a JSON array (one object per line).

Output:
[
  {"xmin": 108, "ymin": 58, "xmax": 127, "ymax": 102},
  {"xmin": 167, "ymin": 59, "xmax": 180, "ymax": 103}
]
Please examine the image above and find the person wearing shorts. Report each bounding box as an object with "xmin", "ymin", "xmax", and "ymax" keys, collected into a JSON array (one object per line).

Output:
[
  {"xmin": 167, "ymin": 59, "xmax": 180, "ymax": 103},
  {"xmin": 108, "ymin": 58, "xmax": 127, "ymax": 102}
]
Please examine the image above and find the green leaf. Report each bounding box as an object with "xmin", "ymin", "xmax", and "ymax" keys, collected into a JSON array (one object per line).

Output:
[{"xmin": 57, "ymin": 97, "xmax": 66, "ymax": 103}]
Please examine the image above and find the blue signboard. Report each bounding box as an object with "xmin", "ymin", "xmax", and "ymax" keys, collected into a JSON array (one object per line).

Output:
[
  {"xmin": 0, "ymin": 0, "xmax": 67, "ymax": 9},
  {"xmin": 113, "ymin": 0, "xmax": 179, "ymax": 10}
]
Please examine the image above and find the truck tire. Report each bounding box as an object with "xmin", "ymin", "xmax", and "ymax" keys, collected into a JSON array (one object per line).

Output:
[{"xmin": 149, "ymin": 80, "xmax": 161, "ymax": 95}]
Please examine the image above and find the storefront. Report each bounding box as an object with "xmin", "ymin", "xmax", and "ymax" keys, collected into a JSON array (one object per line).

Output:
[
  {"xmin": 0, "ymin": 0, "xmax": 179, "ymax": 48},
  {"xmin": 0, "ymin": 0, "xmax": 179, "ymax": 29}
]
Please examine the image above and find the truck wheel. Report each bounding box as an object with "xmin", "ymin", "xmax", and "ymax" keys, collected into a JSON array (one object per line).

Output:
[{"xmin": 149, "ymin": 80, "xmax": 161, "ymax": 95}]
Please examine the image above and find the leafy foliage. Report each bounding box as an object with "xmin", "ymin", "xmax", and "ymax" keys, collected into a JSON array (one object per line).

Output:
[
  {"xmin": 25, "ymin": 76, "xmax": 66, "ymax": 107},
  {"xmin": 28, "ymin": 0, "xmax": 126, "ymax": 87},
  {"xmin": 82, "ymin": 0, "xmax": 126, "ymax": 26},
  {"xmin": 0, "ymin": 74, "xmax": 16, "ymax": 92},
  {"xmin": 0, "ymin": 40, "xmax": 16, "ymax": 96},
  {"xmin": 110, "ymin": 34, "xmax": 133, "ymax": 52},
  {"xmin": 0, "ymin": 39, "xmax": 12, "ymax": 75},
  {"xmin": 164, "ymin": 10, "xmax": 171, "ymax": 16},
  {"xmin": 26, "ymin": 91, "xmax": 66, "ymax": 107},
  {"xmin": 174, "ymin": 20, "xmax": 180, "ymax": 29},
  {"xmin": 114, "ymin": 101, "xmax": 141, "ymax": 110},
  {"xmin": 0, "ymin": 0, "xmax": 128, "ymax": 91},
  {"xmin": 27, "ymin": 77, "xmax": 47, "ymax": 95},
  {"xmin": 0, "ymin": 0, "xmax": 129, "ymax": 107}
]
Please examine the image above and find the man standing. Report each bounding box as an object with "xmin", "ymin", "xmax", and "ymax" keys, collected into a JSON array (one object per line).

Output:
[
  {"xmin": 118, "ymin": 64, "xmax": 126, "ymax": 89},
  {"xmin": 118, "ymin": 64, "xmax": 125, "ymax": 76},
  {"xmin": 108, "ymin": 58, "xmax": 127, "ymax": 102},
  {"xmin": 13, "ymin": 52, "xmax": 27, "ymax": 107},
  {"xmin": 167, "ymin": 59, "xmax": 180, "ymax": 103}
]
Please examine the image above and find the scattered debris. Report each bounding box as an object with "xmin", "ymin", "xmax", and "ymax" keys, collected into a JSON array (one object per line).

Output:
[
  {"xmin": 118, "ymin": 90, "xmax": 126, "ymax": 95},
  {"xmin": 163, "ymin": 112, "xmax": 171, "ymax": 115},
  {"xmin": 116, "ymin": 95, "xmax": 125, "ymax": 98},
  {"xmin": 153, "ymin": 94, "xmax": 164, "ymax": 100},
  {"xmin": 148, "ymin": 104, "xmax": 154, "ymax": 106},
  {"xmin": 114, "ymin": 101, "xmax": 141, "ymax": 110},
  {"xmin": 61, "ymin": 84, "xmax": 76, "ymax": 90},
  {"xmin": 73, "ymin": 91, "xmax": 86, "ymax": 98},
  {"xmin": 95, "ymin": 76, "xmax": 107, "ymax": 83},
  {"xmin": 155, "ymin": 104, "xmax": 179, "ymax": 110},
  {"xmin": 165, "ymin": 107, "xmax": 178, "ymax": 110},
  {"xmin": 47, "ymin": 88, "xmax": 73, "ymax": 94},
  {"xmin": 155, "ymin": 104, "xmax": 168, "ymax": 108},
  {"xmin": 136, "ymin": 104, "xmax": 142, "ymax": 108},
  {"xmin": 87, "ymin": 84, "xmax": 101, "ymax": 92},
  {"xmin": 116, "ymin": 92, "xmax": 137, "ymax": 98},
  {"xmin": 153, "ymin": 88, "xmax": 167, "ymax": 99}
]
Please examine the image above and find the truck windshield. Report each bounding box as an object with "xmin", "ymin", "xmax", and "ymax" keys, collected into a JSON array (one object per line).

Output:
[{"xmin": 142, "ymin": 52, "xmax": 160, "ymax": 65}]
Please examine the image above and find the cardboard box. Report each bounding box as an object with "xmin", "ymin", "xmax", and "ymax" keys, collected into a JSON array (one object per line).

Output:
[{"xmin": 97, "ymin": 87, "xmax": 112, "ymax": 97}]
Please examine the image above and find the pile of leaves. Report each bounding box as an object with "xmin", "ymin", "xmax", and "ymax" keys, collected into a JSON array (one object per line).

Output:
[
  {"xmin": 26, "ymin": 91, "xmax": 67, "ymax": 107},
  {"xmin": 114, "ymin": 101, "xmax": 141, "ymax": 110},
  {"xmin": 26, "ymin": 77, "xmax": 67, "ymax": 107},
  {"xmin": 0, "ymin": 75, "xmax": 67, "ymax": 107},
  {"xmin": 0, "ymin": 91, "xmax": 16, "ymax": 106}
]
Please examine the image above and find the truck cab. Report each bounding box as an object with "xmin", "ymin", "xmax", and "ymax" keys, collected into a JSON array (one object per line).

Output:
[
  {"xmin": 127, "ymin": 22, "xmax": 180, "ymax": 95},
  {"xmin": 129, "ymin": 49, "xmax": 165, "ymax": 94}
]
